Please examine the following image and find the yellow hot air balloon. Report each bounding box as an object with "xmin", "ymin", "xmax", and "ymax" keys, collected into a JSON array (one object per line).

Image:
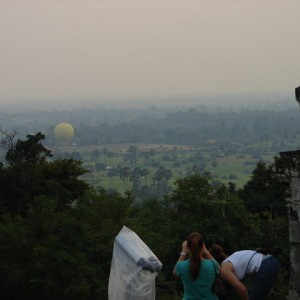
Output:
[{"xmin": 54, "ymin": 123, "xmax": 74, "ymax": 143}]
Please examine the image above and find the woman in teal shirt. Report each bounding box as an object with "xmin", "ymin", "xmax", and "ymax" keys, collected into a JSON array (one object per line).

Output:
[{"xmin": 173, "ymin": 232, "xmax": 219, "ymax": 300}]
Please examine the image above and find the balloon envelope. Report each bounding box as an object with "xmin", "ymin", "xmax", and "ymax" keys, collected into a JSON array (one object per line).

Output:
[{"xmin": 54, "ymin": 123, "xmax": 74, "ymax": 142}]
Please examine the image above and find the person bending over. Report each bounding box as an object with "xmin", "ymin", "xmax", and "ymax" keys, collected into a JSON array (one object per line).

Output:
[{"xmin": 220, "ymin": 248, "xmax": 279, "ymax": 300}]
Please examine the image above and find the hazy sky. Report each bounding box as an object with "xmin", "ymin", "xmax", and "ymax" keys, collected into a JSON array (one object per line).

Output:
[{"xmin": 1, "ymin": 0, "xmax": 300, "ymax": 104}]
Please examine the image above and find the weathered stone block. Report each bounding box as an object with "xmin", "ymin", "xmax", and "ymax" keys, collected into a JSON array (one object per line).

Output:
[
  {"xmin": 289, "ymin": 246, "xmax": 300, "ymax": 299},
  {"xmin": 288, "ymin": 290, "xmax": 300, "ymax": 300},
  {"xmin": 290, "ymin": 221, "xmax": 300, "ymax": 243},
  {"xmin": 291, "ymin": 178, "xmax": 300, "ymax": 200}
]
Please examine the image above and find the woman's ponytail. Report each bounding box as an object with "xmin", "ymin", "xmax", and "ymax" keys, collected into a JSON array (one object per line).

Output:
[{"xmin": 187, "ymin": 232, "xmax": 204, "ymax": 280}]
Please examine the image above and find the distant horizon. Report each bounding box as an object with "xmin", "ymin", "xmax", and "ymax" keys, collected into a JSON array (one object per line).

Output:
[
  {"xmin": 1, "ymin": 90, "xmax": 297, "ymax": 113},
  {"xmin": 0, "ymin": 87, "xmax": 296, "ymax": 106}
]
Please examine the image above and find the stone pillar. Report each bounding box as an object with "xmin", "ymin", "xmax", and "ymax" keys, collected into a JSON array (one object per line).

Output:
[{"xmin": 275, "ymin": 151, "xmax": 300, "ymax": 300}]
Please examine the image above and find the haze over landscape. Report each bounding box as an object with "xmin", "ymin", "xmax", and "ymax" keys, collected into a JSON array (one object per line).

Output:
[{"xmin": 1, "ymin": 0, "xmax": 300, "ymax": 107}]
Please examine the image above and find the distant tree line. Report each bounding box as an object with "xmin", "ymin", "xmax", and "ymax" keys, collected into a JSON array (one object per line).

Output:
[
  {"xmin": 49, "ymin": 106, "xmax": 300, "ymax": 149},
  {"xmin": 1, "ymin": 102, "xmax": 300, "ymax": 153}
]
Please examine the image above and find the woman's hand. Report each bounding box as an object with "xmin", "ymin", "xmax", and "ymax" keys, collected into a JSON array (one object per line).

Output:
[
  {"xmin": 182, "ymin": 240, "xmax": 189, "ymax": 255},
  {"xmin": 173, "ymin": 240, "xmax": 189, "ymax": 276},
  {"xmin": 202, "ymin": 243, "xmax": 214, "ymax": 259}
]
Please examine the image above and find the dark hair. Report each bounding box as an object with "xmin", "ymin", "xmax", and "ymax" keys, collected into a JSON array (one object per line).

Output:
[
  {"xmin": 187, "ymin": 232, "xmax": 204, "ymax": 280},
  {"xmin": 209, "ymin": 244, "xmax": 228, "ymax": 264},
  {"xmin": 255, "ymin": 247, "xmax": 268, "ymax": 255}
]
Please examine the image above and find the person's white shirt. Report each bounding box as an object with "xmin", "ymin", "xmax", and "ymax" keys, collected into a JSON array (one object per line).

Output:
[{"xmin": 222, "ymin": 250, "xmax": 263, "ymax": 280}]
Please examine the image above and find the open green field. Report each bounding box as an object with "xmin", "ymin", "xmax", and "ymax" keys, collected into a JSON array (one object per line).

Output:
[
  {"xmin": 212, "ymin": 154, "xmax": 275, "ymax": 187},
  {"xmin": 54, "ymin": 143, "xmax": 276, "ymax": 192}
]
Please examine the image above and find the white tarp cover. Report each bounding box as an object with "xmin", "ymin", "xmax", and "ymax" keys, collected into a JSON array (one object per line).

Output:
[{"xmin": 108, "ymin": 225, "xmax": 162, "ymax": 300}]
